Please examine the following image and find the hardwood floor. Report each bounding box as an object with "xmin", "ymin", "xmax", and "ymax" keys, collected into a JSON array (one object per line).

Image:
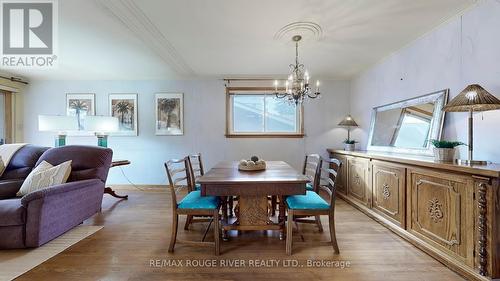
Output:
[{"xmin": 16, "ymin": 187, "xmax": 464, "ymax": 281}]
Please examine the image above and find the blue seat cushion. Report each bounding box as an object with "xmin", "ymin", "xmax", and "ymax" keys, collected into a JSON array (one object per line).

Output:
[
  {"xmin": 194, "ymin": 183, "xmax": 201, "ymax": 190},
  {"xmin": 178, "ymin": 191, "xmax": 218, "ymax": 209},
  {"xmin": 305, "ymin": 182, "xmax": 314, "ymax": 191},
  {"xmin": 286, "ymin": 191, "xmax": 330, "ymax": 210}
]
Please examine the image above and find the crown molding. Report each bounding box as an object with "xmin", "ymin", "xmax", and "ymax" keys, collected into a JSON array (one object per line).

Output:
[{"xmin": 94, "ymin": 0, "xmax": 195, "ymax": 77}]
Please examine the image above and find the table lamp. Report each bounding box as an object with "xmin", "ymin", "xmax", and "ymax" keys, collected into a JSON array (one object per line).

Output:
[
  {"xmin": 338, "ymin": 114, "xmax": 359, "ymax": 142},
  {"xmin": 85, "ymin": 116, "xmax": 119, "ymax": 147},
  {"xmin": 38, "ymin": 115, "xmax": 78, "ymax": 147},
  {"xmin": 443, "ymin": 84, "xmax": 500, "ymax": 165}
]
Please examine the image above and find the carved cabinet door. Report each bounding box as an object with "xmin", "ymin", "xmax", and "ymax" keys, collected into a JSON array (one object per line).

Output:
[
  {"xmin": 372, "ymin": 161, "xmax": 405, "ymax": 228},
  {"xmin": 408, "ymin": 168, "xmax": 474, "ymax": 265},
  {"xmin": 347, "ymin": 157, "xmax": 370, "ymax": 207},
  {"xmin": 332, "ymin": 154, "xmax": 347, "ymax": 195}
]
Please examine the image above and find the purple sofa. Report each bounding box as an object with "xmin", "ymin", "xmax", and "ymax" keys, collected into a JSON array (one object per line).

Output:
[{"xmin": 0, "ymin": 145, "xmax": 113, "ymax": 249}]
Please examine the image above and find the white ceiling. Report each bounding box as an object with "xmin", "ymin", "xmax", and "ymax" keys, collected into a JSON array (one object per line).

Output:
[{"xmin": 1, "ymin": 0, "xmax": 476, "ymax": 81}]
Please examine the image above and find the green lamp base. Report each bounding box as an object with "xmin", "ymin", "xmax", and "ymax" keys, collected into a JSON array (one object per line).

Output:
[
  {"xmin": 55, "ymin": 135, "xmax": 66, "ymax": 147},
  {"xmin": 97, "ymin": 135, "xmax": 108, "ymax": 147}
]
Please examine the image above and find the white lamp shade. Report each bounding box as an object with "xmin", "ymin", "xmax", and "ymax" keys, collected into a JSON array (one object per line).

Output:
[
  {"xmin": 85, "ymin": 116, "xmax": 119, "ymax": 133},
  {"xmin": 38, "ymin": 115, "xmax": 78, "ymax": 132}
]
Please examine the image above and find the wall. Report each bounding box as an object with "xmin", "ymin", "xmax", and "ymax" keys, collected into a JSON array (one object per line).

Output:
[
  {"xmin": 23, "ymin": 79, "xmax": 350, "ymax": 184},
  {"xmin": 350, "ymin": 0, "xmax": 500, "ymax": 162}
]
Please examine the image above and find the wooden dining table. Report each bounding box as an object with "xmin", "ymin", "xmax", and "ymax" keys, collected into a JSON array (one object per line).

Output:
[{"xmin": 198, "ymin": 161, "xmax": 309, "ymax": 240}]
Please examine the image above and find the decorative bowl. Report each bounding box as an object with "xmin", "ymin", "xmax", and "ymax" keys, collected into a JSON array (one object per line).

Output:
[{"xmin": 238, "ymin": 159, "xmax": 266, "ymax": 171}]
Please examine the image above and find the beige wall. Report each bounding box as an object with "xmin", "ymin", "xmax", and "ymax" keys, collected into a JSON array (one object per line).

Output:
[
  {"xmin": 22, "ymin": 79, "xmax": 350, "ymax": 185},
  {"xmin": 350, "ymin": 0, "xmax": 500, "ymax": 162}
]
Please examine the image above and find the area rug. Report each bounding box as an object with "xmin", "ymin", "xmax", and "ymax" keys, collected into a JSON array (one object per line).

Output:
[{"xmin": 0, "ymin": 225, "xmax": 103, "ymax": 281}]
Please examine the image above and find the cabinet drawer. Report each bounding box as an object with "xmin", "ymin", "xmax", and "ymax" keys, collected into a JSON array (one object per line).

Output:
[{"xmin": 372, "ymin": 161, "xmax": 406, "ymax": 228}]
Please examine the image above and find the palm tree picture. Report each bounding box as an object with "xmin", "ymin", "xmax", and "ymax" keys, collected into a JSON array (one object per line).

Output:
[
  {"xmin": 69, "ymin": 100, "xmax": 89, "ymax": 130},
  {"xmin": 155, "ymin": 93, "xmax": 183, "ymax": 135},
  {"xmin": 66, "ymin": 94, "xmax": 95, "ymax": 131},
  {"xmin": 109, "ymin": 94, "xmax": 138, "ymax": 136},
  {"xmin": 113, "ymin": 101, "xmax": 134, "ymax": 128}
]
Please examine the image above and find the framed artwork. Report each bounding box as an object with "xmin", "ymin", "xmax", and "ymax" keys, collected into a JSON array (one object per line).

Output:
[
  {"xmin": 109, "ymin": 94, "xmax": 138, "ymax": 136},
  {"xmin": 66, "ymin": 93, "xmax": 95, "ymax": 131},
  {"xmin": 155, "ymin": 93, "xmax": 183, "ymax": 135}
]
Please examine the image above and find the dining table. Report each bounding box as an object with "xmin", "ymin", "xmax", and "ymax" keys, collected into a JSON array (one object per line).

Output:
[{"xmin": 198, "ymin": 161, "xmax": 309, "ymax": 240}]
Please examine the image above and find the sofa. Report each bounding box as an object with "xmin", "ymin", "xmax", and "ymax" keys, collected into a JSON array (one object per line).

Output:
[{"xmin": 0, "ymin": 145, "xmax": 113, "ymax": 249}]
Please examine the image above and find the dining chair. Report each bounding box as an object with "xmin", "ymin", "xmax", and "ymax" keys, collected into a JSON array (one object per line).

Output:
[
  {"xmin": 285, "ymin": 157, "xmax": 342, "ymax": 255},
  {"xmin": 187, "ymin": 153, "xmax": 235, "ymax": 220},
  {"xmin": 185, "ymin": 153, "xmax": 211, "ymax": 229},
  {"xmin": 187, "ymin": 153, "xmax": 204, "ymax": 191},
  {"xmin": 303, "ymin": 154, "xmax": 322, "ymax": 192},
  {"xmin": 270, "ymin": 154, "xmax": 322, "ymax": 217},
  {"xmin": 165, "ymin": 157, "xmax": 221, "ymax": 255}
]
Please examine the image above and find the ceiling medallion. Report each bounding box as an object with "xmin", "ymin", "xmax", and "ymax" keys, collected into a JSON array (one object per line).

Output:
[
  {"xmin": 274, "ymin": 35, "xmax": 320, "ymax": 105},
  {"xmin": 274, "ymin": 21, "xmax": 323, "ymax": 41}
]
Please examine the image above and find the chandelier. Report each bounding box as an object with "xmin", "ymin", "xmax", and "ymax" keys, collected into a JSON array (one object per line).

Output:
[{"xmin": 274, "ymin": 35, "xmax": 320, "ymax": 104}]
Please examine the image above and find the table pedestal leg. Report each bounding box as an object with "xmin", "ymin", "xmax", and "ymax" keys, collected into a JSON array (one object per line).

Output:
[
  {"xmin": 220, "ymin": 196, "xmax": 228, "ymax": 241},
  {"xmin": 279, "ymin": 196, "xmax": 286, "ymax": 240},
  {"xmin": 238, "ymin": 196, "xmax": 269, "ymax": 226}
]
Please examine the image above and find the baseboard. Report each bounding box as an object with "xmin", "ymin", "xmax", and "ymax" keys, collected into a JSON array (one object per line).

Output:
[{"xmin": 107, "ymin": 184, "xmax": 168, "ymax": 191}]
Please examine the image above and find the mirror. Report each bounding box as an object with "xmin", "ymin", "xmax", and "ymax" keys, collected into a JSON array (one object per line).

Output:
[{"xmin": 367, "ymin": 89, "xmax": 448, "ymax": 155}]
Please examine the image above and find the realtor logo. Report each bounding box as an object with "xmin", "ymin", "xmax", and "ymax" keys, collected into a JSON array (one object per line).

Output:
[{"xmin": 1, "ymin": 0, "xmax": 58, "ymax": 68}]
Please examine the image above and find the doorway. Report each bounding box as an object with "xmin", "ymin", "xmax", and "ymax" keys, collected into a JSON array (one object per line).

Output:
[{"xmin": 0, "ymin": 90, "xmax": 13, "ymax": 144}]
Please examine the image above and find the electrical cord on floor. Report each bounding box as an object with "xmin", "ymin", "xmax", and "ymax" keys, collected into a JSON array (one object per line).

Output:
[
  {"xmin": 117, "ymin": 166, "xmax": 169, "ymax": 191},
  {"xmin": 118, "ymin": 166, "xmax": 145, "ymax": 191}
]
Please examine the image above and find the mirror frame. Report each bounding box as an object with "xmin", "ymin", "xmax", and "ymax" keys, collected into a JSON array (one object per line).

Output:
[{"xmin": 367, "ymin": 89, "xmax": 449, "ymax": 156}]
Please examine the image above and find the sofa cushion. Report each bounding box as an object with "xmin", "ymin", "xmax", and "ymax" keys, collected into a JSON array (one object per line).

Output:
[
  {"xmin": 17, "ymin": 160, "xmax": 72, "ymax": 197},
  {"xmin": 0, "ymin": 198, "xmax": 25, "ymax": 226},
  {"xmin": 36, "ymin": 145, "xmax": 113, "ymax": 183},
  {"xmin": 1, "ymin": 145, "xmax": 49, "ymax": 180},
  {"xmin": 0, "ymin": 179, "xmax": 24, "ymax": 199}
]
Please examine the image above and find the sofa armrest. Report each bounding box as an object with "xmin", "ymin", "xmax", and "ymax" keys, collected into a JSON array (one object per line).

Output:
[
  {"xmin": 21, "ymin": 179, "xmax": 105, "ymax": 247},
  {"xmin": 0, "ymin": 179, "xmax": 24, "ymax": 199},
  {"xmin": 20, "ymin": 179, "xmax": 102, "ymax": 206}
]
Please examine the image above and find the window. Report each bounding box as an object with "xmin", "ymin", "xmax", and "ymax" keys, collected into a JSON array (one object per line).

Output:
[{"xmin": 226, "ymin": 88, "xmax": 303, "ymax": 137}]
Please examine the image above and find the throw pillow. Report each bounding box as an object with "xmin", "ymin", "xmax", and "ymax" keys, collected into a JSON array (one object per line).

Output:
[
  {"xmin": 0, "ymin": 156, "xmax": 5, "ymax": 177},
  {"xmin": 17, "ymin": 160, "xmax": 72, "ymax": 197}
]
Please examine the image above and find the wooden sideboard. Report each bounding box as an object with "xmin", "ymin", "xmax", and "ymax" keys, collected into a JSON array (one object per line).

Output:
[{"xmin": 328, "ymin": 149, "xmax": 500, "ymax": 281}]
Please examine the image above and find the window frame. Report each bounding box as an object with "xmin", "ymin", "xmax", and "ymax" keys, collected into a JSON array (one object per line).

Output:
[{"xmin": 225, "ymin": 87, "xmax": 304, "ymax": 138}]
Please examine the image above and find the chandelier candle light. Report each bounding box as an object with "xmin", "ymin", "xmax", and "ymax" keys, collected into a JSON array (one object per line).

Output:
[{"xmin": 274, "ymin": 35, "xmax": 320, "ymax": 104}]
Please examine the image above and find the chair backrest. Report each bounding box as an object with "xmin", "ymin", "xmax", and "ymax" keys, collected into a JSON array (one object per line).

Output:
[
  {"xmin": 164, "ymin": 157, "xmax": 194, "ymax": 208},
  {"xmin": 303, "ymin": 154, "xmax": 321, "ymax": 191},
  {"xmin": 319, "ymin": 157, "xmax": 342, "ymax": 208},
  {"xmin": 187, "ymin": 153, "xmax": 204, "ymax": 183},
  {"xmin": 35, "ymin": 145, "xmax": 113, "ymax": 183}
]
